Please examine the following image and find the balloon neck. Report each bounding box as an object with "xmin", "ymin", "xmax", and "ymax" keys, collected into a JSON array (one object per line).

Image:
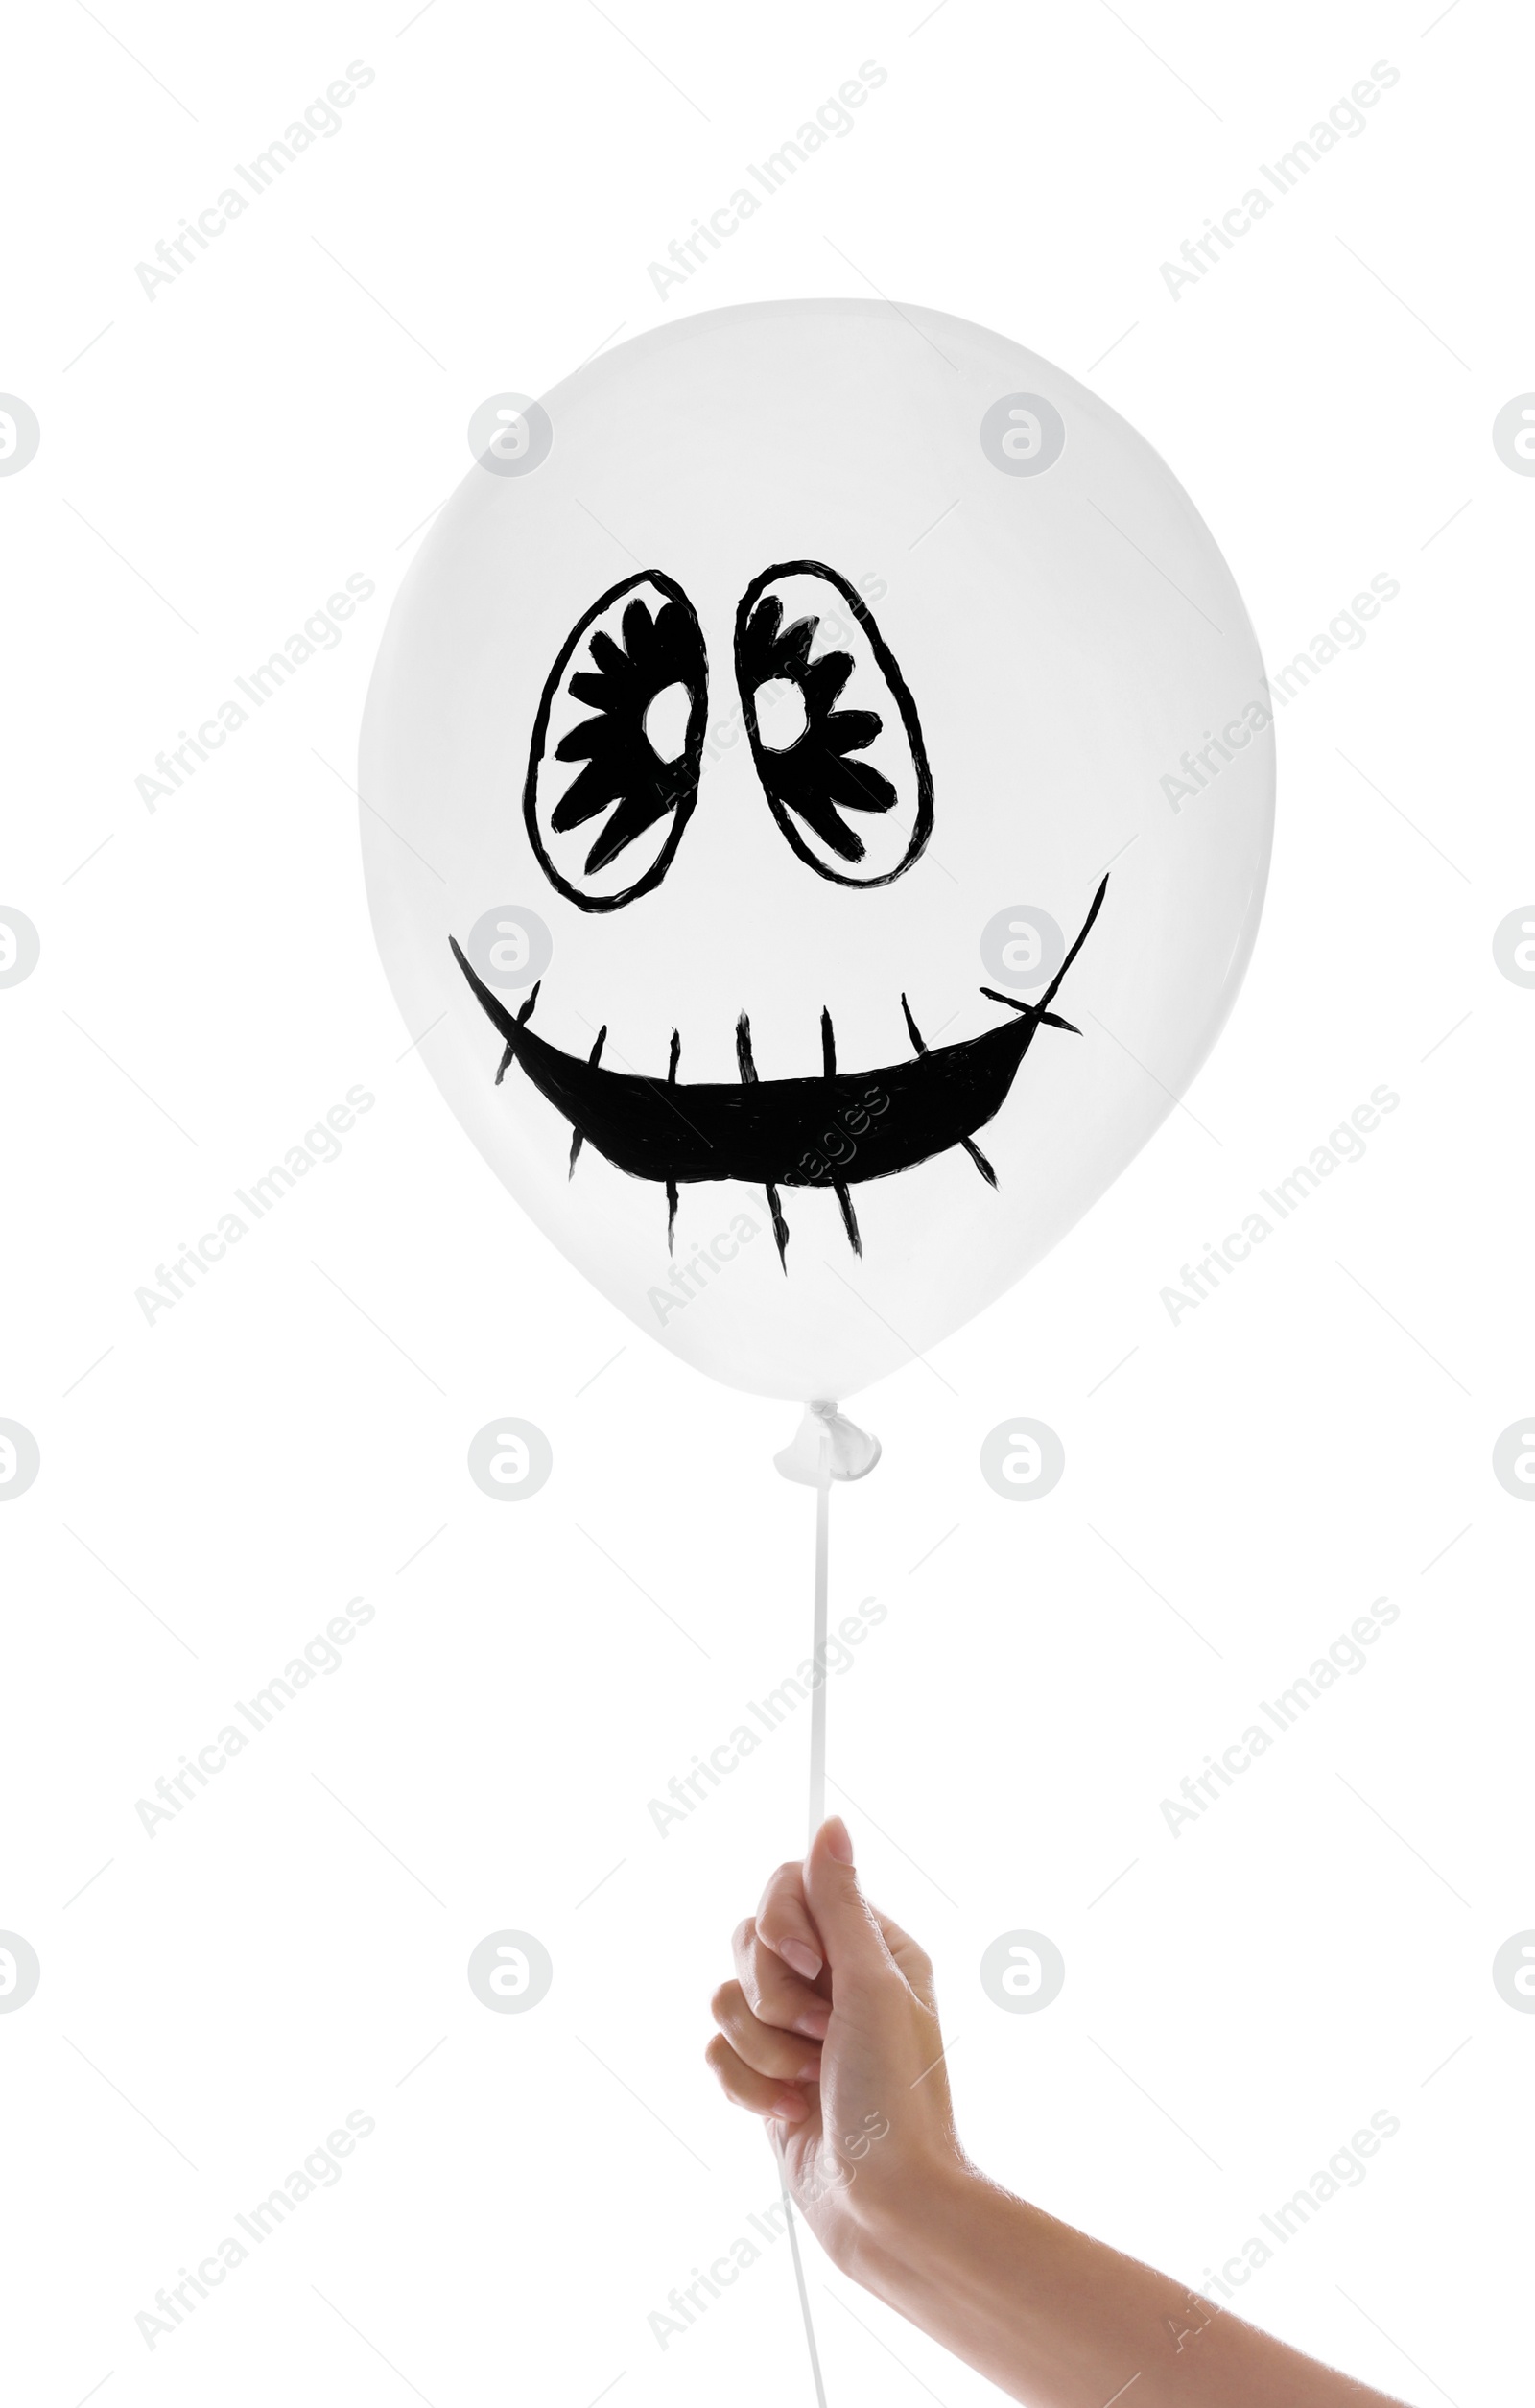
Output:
[{"xmin": 774, "ymin": 1400, "xmax": 882, "ymax": 1487}]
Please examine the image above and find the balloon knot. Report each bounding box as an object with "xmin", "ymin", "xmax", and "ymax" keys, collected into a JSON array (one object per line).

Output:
[{"xmin": 774, "ymin": 1402, "xmax": 882, "ymax": 1486}]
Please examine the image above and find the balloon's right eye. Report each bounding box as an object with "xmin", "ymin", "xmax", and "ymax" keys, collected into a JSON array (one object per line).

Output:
[
  {"xmin": 525, "ymin": 571, "xmax": 708, "ymax": 911},
  {"xmin": 734, "ymin": 560, "xmax": 933, "ymax": 889}
]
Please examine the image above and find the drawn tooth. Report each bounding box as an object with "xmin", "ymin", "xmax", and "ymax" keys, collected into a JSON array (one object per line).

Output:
[
  {"xmin": 568, "ymin": 1026, "xmax": 606, "ymax": 1177},
  {"xmin": 498, "ymin": 978, "xmax": 542, "ymax": 1083},
  {"xmin": 668, "ymin": 1029, "xmax": 681, "ymax": 1084},
  {"xmin": 736, "ymin": 1012, "xmax": 757, "ymax": 1084},
  {"xmin": 666, "ymin": 1178, "xmax": 679, "ymax": 1253},
  {"xmin": 821, "ymin": 1007, "xmax": 836, "ymax": 1078},
  {"xmin": 960, "ymin": 1136, "xmax": 997, "ymax": 1189},
  {"xmin": 765, "ymin": 1181, "xmax": 790, "ymax": 1269},
  {"xmin": 900, "ymin": 993, "xmax": 928, "ymax": 1056},
  {"xmin": 834, "ymin": 1179, "xmax": 862, "ymax": 1256},
  {"xmin": 979, "ymin": 984, "xmax": 1079, "ymax": 1036}
]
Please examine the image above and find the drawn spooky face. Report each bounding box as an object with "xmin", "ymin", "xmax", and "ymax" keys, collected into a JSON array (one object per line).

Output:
[
  {"xmin": 449, "ymin": 556, "xmax": 1108, "ymax": 1270},
  {"xmin": 360, "ymin": 300, "xmax": 1272, "ymax": 1399}
]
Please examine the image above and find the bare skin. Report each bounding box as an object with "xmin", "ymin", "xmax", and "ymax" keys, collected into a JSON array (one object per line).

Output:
[{"xmin": 707, "ymin": 1817, "xmax": 1415, "ymax": 2408}]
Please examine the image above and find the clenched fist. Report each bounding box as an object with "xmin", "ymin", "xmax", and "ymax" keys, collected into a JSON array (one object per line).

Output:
[{"xmin": 706, "ymin": 1814, "xmax": 965, "ymax": 2278}]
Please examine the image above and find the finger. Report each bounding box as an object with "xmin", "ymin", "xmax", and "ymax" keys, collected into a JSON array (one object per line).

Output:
[
  {"xmin": 803, "ymin": 1817, "xmax": 900, "ymax": 1985},
  {"xmin": 732, "ymin": 1917, "xmax": 832, "ymax": 2039},
  {"xmin": 755, "ymin": 1857, "xmax": 827, "ymax": 1987},
  {"xmin": 869, "ymin": 1905, "xmax": 937, "ymax": 2011},
  {"xmin": 711, "ymin": 1980, "xmax": 823, "ymax": 2084},
  {"xmin": 807, "ymin": 1827, "xmax": 937, "ymax": 2010},
  {"xmin": 705, "ymin": 2031, "xmax": 810, "ymax": 2122}
]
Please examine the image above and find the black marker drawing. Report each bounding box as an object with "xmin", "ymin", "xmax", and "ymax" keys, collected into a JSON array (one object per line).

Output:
[
  {"xmin": 449, "ymin": 876, "xmax": 1108, "ymax": 1272},
  {"xmin": 733, "ymin": 560, "xmax": 934, "ymax": 887},
  {"xmin": 525, "ymin": 570, "xmax": 709, "ymax": 912}
]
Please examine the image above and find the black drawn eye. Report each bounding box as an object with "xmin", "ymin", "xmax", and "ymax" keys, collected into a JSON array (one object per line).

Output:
[
  {"xmin": 734, "ymin": 561, "xmax": 933, "ymax": 888},
  {"xmin": 525, "ymin": 571, "xmax": 708, "ymax": 911}
]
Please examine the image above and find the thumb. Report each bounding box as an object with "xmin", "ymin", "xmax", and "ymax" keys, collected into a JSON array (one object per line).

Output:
[{"xmin": 803, "ymin": 1817, "xmax": 895, "ymax": 1994}]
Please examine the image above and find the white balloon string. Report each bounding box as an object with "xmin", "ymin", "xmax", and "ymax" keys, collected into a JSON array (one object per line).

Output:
[
  {"xmin": 776, "ymin": 2123, "xmax": 829, "ymax": 2406},
  {"xmin": 808, "ymin": 1424, "xmax": 831, "ymax": 1848},
  {"xmin": 780, "ymin": 1415, "xmax": 834, "ymax": 2402}
]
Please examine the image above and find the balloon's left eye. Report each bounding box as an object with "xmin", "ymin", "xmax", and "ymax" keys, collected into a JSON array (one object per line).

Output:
[{"xmin": 525, "ymin": 571, "xmax": 708, "ymax": 910}]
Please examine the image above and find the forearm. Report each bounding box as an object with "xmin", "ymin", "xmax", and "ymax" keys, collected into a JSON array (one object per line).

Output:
[{"xmin": 851, "ymin": 2165, "xmax": 1410, "ymax": 2408}]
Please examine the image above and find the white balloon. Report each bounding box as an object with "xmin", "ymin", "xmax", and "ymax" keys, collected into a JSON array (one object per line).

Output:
[{"xmin": 360, "ymin": 300, "xmax": 1272, "ymax": 1401}]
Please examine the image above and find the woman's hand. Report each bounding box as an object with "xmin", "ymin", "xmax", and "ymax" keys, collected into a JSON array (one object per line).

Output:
[
  {"xmin": 705, "ymin": 1815, "xmax": 964, "ymax": 2277},
  {"xmin": 708, "ymin": 1822, "xmax": 1418, "ymax": 2408}
]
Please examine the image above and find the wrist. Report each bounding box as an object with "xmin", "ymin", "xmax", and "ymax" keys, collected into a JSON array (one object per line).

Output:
[
  {"xmin": 844, "ymin": 2157, "xmax": 1078, "ymax": 2399},
  {"xmin": 843, "ymin": 2152, "xmax": 993, "ymax": 2299}
]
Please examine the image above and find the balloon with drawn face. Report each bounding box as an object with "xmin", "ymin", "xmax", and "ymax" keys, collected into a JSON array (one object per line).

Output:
[{"xmin": 360, "ymin": 300, "xmax": 1273, "ymax": 1403}]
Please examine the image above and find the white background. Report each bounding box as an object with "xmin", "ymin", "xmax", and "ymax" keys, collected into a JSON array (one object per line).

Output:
[{"xmin": 2, "ymin": 2, "xmax": 1531, "ymax": 2403}]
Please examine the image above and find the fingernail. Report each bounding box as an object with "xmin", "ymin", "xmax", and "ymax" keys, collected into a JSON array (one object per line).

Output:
[
  {"xmin": 798, "ymin": 2055, "xmax": 823, "ymax": 2082},
  {"xmin": 772, "ymin": 2090, "xmax": 809, "ymax": 2121},
  {"xmin": 780, "ymin": 1939, "xmax": 822, "ymax": 1983},
  {"xmin": 794, "ymin": 2003, "xmax": 831, "ymax": 2040},
  {"xmin": 824, "ymin": 1814, "xmax": 854, "ymax": 1866}
]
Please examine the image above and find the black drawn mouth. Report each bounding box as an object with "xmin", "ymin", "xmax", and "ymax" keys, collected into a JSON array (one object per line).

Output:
[{"xmin": 449, "ymin": 875, "xmax": 1107, "ymax": 1269}]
